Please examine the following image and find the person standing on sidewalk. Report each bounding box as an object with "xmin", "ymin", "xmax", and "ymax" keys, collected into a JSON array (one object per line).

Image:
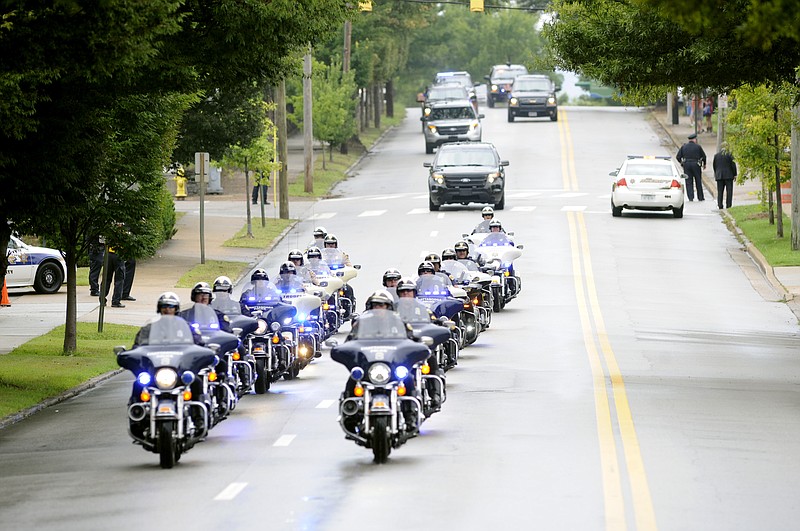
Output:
[
  {"xmin": 121, "ymin": 258, "xmax": 136, "ymax": 301},
  {"xmin": 251, "ymin": 170, "xmax": 269, "ymax": 205},
  {"xmin": 676, "ymin": 133, "xmax": 707, "ymax": 201},
  {"xmin": 713, "ymin": 142, "xmax": 737, "ymax": 209},
  {"xmin": 87, "ymin": 233, "xmax": 105, "ymax": 297}
]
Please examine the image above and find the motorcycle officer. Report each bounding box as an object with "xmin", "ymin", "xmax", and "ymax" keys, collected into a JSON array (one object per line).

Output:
[
  {"xmin": 133, "ymin": 292, "xmax": 203, "ymax": 347},
  {"xmin": 180, "ymin": 282, "xmax": 233, "ymax": 333},
  {"xmin": 273, "ymin": 261, "xmax": 303, "ymax": 293},
  {"xmin": 211, "ymin": 276, "xmax": 241, "ymax": 316},
  {"xmin": 471, "ymin": 206, "xmax": 495, "ymax": 234},
  {"xmin": 324, "ymin": 234, "xmax": 356, "ymax": 310},
  {"xmin": 424, "ymin": 253, "xmax": 453, "ymax": 285},
  {"xmin": 288, "ymin": 248, "xmax": 318, "ymax": 285},
  {"xmin": 454, "ymin": 241, "xmax": 480, "ymax": 267},
  {"xmin": 239, "ymin": 269, "xmax": 276, "ymax": 316},
  {"xmin": 382, "ymin": 268, "xmax": 402, "ymax": 302},
  {"xmin": 308, "ymin": 226, "xmax": 327, "ymax": 250}
]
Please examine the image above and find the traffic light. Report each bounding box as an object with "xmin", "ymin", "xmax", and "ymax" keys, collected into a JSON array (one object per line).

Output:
[
  {"xmin": 470, "ymin": 0, "xmax": 483, "ymax": 12},
  {"xmin": 359, "ymin": 0, "xmax": 372, "ymax": 12}
]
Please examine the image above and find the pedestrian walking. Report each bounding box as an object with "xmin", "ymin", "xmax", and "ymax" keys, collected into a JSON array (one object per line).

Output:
[
  {"xmin": 121, "ymin": 258, "xmax": 136, "ymax": 301},
  {"xmin": 703, "ymin": 97, "xmax": 714, "ymax": 133},
  {"xmin": 713, "ymin": 142, "xmax": 737, "ymax": 209},
  {"xmin": 251, "ymin": 170, "xmax": 269, "ymax": 205},
  {"xmin": 676, "ymin": 133, "xmax": 707, "ymax": 202},
  {"xmin": 87, "ymin": 234, "xmax": 105, "ymax": 297}
]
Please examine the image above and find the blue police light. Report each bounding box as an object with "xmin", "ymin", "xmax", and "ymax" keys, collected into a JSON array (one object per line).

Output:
[
  {"xmin": 395, "ymin": 366, "xmax": 409, "ymax": 380},
  {"xmin": 181, "ymin": 371, "xmax": 195, "ymax": 385},
  {"xmin": 297, "ymin": 313, "xmax": 306, "ymax": 321},
  {"xmin": 350, "ymin": 367, "xmax": 365, "ymax": 380},
  {"xmin": 137, "ymin": 372, "xmax": 152, "ymax": 386},
  {"xmin": 283, "ymin": 317, "xmax": 292, "ymax": 325},
  {"xmin": 248, "ymin": 296, "xmax": 256, "ymax": 301},
  {"xmin": 210, "ymin": 323, "xmax": 219, "ymax": 329},
  {"xmin": 191, "ymin": 322, "xmax": 200, "ymax": 329}
]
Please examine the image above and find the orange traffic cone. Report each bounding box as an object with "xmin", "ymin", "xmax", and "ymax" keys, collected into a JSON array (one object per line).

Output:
[{"xmin": 1, "ymin": 277, "xmax": 10, "ymax": 307}]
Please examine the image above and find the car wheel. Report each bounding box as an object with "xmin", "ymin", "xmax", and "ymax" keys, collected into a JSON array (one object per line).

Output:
[
  {"xmin": 611, "ymin": 198, "xmax": 623, "ymax": 217},
  {"xmin": 494, "ymin": 193, "xmax": 505, "ymax": 210},
  {"xmin": 673, "ymin": 204, "xmax": 684, "ymax": 218},
  {"xmin": 507, "ymin": 113, "xmax": 514, "ymax": 123},
  {"xmin": 34, "ymin": 261, "xmax": 64, "ymax": 294},
  {"xmin": 550, "ymin": 111, "xmax": 558, "ymax": 122},
  {"xmin": 429, "ymin": 196, "xmax": 440, "ymax": 211},
  {"xmin": 487, "ymin": 97, "xmax": 494, "ymax": 108},
  {"xmin": 425, "ymin": 143, "xmax": 434, "ymax": 154}
]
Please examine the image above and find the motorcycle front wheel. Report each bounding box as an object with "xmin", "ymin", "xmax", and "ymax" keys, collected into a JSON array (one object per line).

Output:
[
  {"xmin": 371, "ymin": 416, "xmax": 391, "ymax": 464},
  {"xmin": 254, "ymin": 358, "xmax": 270, "ymax": 394},
  {"xmin": 158, "ymin": 420, "xmax": 177, "ymax": 469}
]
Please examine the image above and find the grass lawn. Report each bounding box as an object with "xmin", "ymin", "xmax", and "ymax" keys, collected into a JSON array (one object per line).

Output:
[
  {"xmin": 175, "ymin": 259, "xmax": 251, "ymax": 288},
  {"xmin": 223, "ymin": 218, "xmax": 296, "ymax": 249},
  {"xmin": 0, "ymin": 322, "xmax": 139, "ymax": 419},
  {"xmin": 727, "ymin": 204, "xmax": 800, "ymax": 266}
]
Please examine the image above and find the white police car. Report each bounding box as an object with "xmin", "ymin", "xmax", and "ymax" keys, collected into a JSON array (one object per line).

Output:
[
  {"xmin": 6, "ymin": 235, "xmax": 67, "ymax": 293},
  {"xmin": 610, "ymin": 155, "xmax": 686, "ymax": 218}
]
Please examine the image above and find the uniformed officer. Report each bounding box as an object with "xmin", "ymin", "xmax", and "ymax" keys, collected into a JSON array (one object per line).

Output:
[
  {"xmin": 251, "ymin": 170, "xmax": 270, "ymax": 205},
  {"xmin": 676, "ymin": 133, "xmax": 707, "ymax": 202}
]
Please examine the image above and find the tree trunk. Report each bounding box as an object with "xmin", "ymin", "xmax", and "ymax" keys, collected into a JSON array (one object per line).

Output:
[
  {"xmin": 0, "ymin": 220, "xmax": 11, "ymax": 291},
  {"xmin": 276, "ymin": 81, "xmax": 289, "ymax": 219},
  {"xmin": 63, "ymin": 245, "xmax": 78, "ymax": 353},
  {"xmin": 767, "ymin": 177, "xmax": 774, "ymax": 225},
  {"xmin": 373, "ymin": 84, "xmax": 381, "ymax": 129},
  {"xmin": 303, "ymin": 48, "xmax": 314, "ymax": 193},
  {"xmin": 385, "ymin": 79, "xmax": 394, "ymax": 118},
  {"xmin": 792, "ymin": 101, "xmax": 800, "ymax": 250},
  {"xmin": 775, "ymin": 108, "xmax": 783, "ymax": 237}
]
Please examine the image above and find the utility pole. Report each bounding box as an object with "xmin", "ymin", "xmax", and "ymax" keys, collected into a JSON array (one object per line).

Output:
[
  {"xmin": 304, "ymin": 46, "xmax": 314, "ymax": 193},
  {"xmin": 276, "ymin": 80, "xmax": 290, "ymax": 219},
  {"xmin": 343, "ymin": 21, "xmax": 351, "ymax": 74}
]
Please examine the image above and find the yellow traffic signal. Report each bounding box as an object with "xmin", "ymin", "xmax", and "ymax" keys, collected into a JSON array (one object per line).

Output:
[
  {"xmin": 470, "ymin": 0, "xmax": 483, "ymax": 12},
  {"xmin": 359, "ymin": 0, "xmax": 372, "ymax": 11}
]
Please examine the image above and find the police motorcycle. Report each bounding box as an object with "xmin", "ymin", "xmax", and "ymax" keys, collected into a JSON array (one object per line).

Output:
[
  {"xmin": 329, "ymin": 294, "xmax": 436, "ymax": 464},
  {"xmin": 474, "ymin": 231, "xmax": 523, "ymax": 312},
  {"xmin": 184, "ymin": 303, "xmax": 240, "ymax": 422},
  {"xmin": 274, "ymin": 262, "xmax": 324, "ymax": 373},
  {"xmin": 306, "ymin": 247, "xmax": 346, "ymax": 334},
  {"xmin": 210, "ymin": 277, "xmax": 259, "ymax": 398},
  {"xmin": 239, "ymin": 271, "xmax": 299, "ymax": 393},
  {"xmin": 442, "ymin": 256, "xmax": 493, "ymax": 332},
  {"xmin": 415, "ymin": 273, "xmax": 468, "ymax": 358},
  {"xmin": 321, "ymin": 244, "xmax": 360, "ymax": 321},
  {"xmin": 115, "ymin": 314, "xmax": 217, "ymax": 469}
]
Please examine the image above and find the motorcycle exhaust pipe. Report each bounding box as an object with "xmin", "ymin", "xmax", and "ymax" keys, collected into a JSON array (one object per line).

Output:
[
  {"xmin": 341, "ymin": 398, "xmax": 361, "ymax": 416},
  {"xmin": 128, "ymin": 403, "xmax": 147, "ymax": 422}
]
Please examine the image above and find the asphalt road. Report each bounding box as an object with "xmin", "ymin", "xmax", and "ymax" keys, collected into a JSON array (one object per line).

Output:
[{"xmin": 1, "ymin": 105, "xmax": 800, "ymax": 531}]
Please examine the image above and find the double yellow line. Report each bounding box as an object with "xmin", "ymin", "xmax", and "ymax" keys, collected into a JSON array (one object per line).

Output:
[
  {"xmin": 557, "ymin": 109, "xmax": 579, "ymax": 191},
  {"xmin": 561, "ymin": 109, "xmax": 658, "ymax": 531}
]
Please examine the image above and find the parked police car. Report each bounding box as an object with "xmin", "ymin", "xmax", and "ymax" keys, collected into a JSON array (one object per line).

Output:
[{"xmin": 6, "ymin": 236, "xmax": 67, "ymax": 293}]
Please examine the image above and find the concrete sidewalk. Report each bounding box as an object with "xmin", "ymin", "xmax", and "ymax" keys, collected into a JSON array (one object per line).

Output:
[
  {"xmin": 0, "ymin": 133, "xmax": 321, "ymax": 354},
  {"xmin": 650, "ymin": 106, "xmax": 800, "ymax": 316}
]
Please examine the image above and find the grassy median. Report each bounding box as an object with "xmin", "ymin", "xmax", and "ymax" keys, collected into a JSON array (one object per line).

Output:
[
  {"xmin": 727, "ymin": 204, "xmax": 800, "ymax": 267},
  {"xmin": 0, "ymin": 322, "xmax": 139, "ymax": 419}
]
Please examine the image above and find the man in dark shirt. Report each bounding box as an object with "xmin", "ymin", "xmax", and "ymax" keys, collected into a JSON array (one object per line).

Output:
[{"xmin": 676, "ymin": 133, "xmax": 707, "ymax": 202}]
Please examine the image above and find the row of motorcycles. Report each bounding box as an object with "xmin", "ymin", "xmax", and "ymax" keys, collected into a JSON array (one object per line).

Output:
[
  {"xmin": 329, "ymin": 226, "xmax": 524, "ymax": 463},
  {"xmin": 115, "ymin": 247, "xmax": 361, "ymax": 468}
]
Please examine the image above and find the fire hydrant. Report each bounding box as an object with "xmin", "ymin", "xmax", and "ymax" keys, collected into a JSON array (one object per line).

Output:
[{"xmin": 174, "ymin": 166, "xmax": 187, "ymax": 200}]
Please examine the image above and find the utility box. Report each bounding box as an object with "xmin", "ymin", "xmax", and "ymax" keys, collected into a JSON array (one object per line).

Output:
[{"xmin": 207, "ymin": 166, "xmax": 223, "ymax": 194}]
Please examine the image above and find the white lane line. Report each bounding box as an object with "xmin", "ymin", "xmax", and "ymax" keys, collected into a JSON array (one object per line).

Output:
[
  {"xmin": 214, "ymin": 482, "xmax": 248, "ymax": 501},
  {"xmin": 437, "ymin": 213, "xmax": 445, "ymax": 219},
  {"xmin": 430, "ymin": 230, "xmax": 439, "ymax": 237},
  {"xmin": 561, "ymin": 205, "xmax": 587, "ymax": 211},
  {"xmin": 274, "ymin": 434, "xmax": 297, "ymax": 447},
  {"xmin": 507, "ymin": 192, "xmax": 542, "ymax": 198},
  {"xmin": 554, "ymin": 192, "xmax": 589, "ymax": 198},
  {"xmin": 407, "ymin": 208, "xmax": 429, "ymax": 215},
  {"xmin": 366, "ymin": 195, "xmax": 396, "ymax": 201},
  {"xmin": 511, "ymin": 206, "xmax": 537, "ymax": 212},
  {"xmin": 358, "ymin": 210, "xmax": 387, "ymax": 217},
  {"xmin": 597, "ymin": 194, "xmax": 612, "ymax": 199},
  {"xmin": 413, "ymin": 194, "xmax": 429, "ymax": 199},
  {"xmin": 316, "ymin": 400, "xmax": 335, "ymax": 409},
  {"xmin": 309, "ymin": 212, "xmax": 336, "ymax": 220}
]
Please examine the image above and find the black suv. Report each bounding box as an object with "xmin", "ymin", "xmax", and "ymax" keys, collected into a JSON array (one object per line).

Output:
[
  {"xmin": 424, "ymin": 142, "xmax": 509, "ymax": 211},
  {"xmin": 484, "ymin": 64, "xmax": 528, "ymax": 107},
  {"xmin": 507, "ymin": 74, "xmax": 559, "ymax": 122}
]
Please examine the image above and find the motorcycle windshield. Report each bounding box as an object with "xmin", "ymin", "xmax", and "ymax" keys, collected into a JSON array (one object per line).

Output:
[
  {"xmin": 211, "ymin": 293, "xmax": 241, "ymax": 316},
  {"xmin": 243, "ymin": 280, "xmax": 282, "ymax": 303},
  {"xmin": 441, "ymin": 260, "xmax": 471, "ymax": 283},
  {"xmin": 416, "ymin": 275, "xmax": 451, "ymax": 298},
  {"xmin": 189, "ymin": 303, "xmax": 221, "ymax": 331},
  {"xmin": 477, "ymin": 233, "xmax": 521, "ymax": 266},
  {"xmin": 472, "ymin": 220, "xmax": 491, "ymax": 234},
  {"xmin": 275, "ymin": 275, "xmax": 305, "ymax": 295},
  {"xmin": 307, "ymin": 258, "xmax": 331, "ymax": 277},
  {"xmin": 478, "ymin": 232, "xmax": 514, "ymax": 248},
  {"xmin": 146, "ymin": 315, "xmax": 196, "ymax": 345},
  {"xmin": 321, "ymin": 248, "xmax": 346, "ymax": 269},
  {"xmin": 458, "ymin": 259, "xmax": 481, "ymax": 271},
  {"xmin": 396, "ymin": 298, "xmax": 432, "ymax": 324}
]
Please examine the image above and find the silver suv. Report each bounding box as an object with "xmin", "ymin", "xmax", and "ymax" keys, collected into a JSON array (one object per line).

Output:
[{"xmin": 422, "ymin": 101, "xmax": 484, "ymax": 154}]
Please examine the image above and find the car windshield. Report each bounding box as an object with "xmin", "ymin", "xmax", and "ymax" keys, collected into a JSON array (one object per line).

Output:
[
  {"xmin": 146, "ymin": 315, "xmax": 196, "ymax": 345},
  {"xmin": 436, "ymin": 148, "xmax": 495, "ymax": 167},
  {"xmin": 624, "ymin": 162, "xmax": 673, "ymax": 177},
  {"xmin": 436, "ymin": 75, "xmax": 471, "ymax": 88},
  {"xmin": 429, "ymin": 107, "xmax": 475, "ymax": 120},
  {"xmin": 514, "ymin": 79, "xmax": 551, "ymax": 91},
  {"xmin": 492, "ymin": 67, "xmax": 527, "ymax": 80},
  {"xmin": 350, "ymin": 310, "xmax": 409, "ymax": 340},
  {"xmin": 429, "ymin": 86, "xmax": 467, "ymax": 100}
]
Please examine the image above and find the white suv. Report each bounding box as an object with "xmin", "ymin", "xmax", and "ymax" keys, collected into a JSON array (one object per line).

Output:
[{"xmin": 422, "ymin": 101, "xmax": 484, "ymax": 154}]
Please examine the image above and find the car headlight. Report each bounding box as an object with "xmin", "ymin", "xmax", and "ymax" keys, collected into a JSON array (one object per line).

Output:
[
  {"xmin": 432, "ymin": 173, "xmax": 444, "ymax": 184},
  {"xmin": 368, "ymin": 363, "xmax": 391, "ymax": 384},
  {"xmin": 548, "ymin": 96, "xmax": 556, "ymax": 104},
  {"xmin": 424, "ymin": 107, "xmax": 431, "ymax": 116},
  {"xmin": 469, "ymin": 121, "xmax": 479, "ymax": 132},
  {"xmin": 491, "ymin": 84, "xmax": 498, "ymax": 91},
  {"xmin": 155, "ymin": 368, "xmax": 178, "ymax": 390},
  {"xmin": 487, "ymin": 171, "xmax": 500, "ymax": 183},
  {"xmin": 509, "ymin": 97, "xmax": 518, "ymax": 106},
  {"xmin": 427, "ymin": 124, "xmax": 437, "ymax": 134},
  {"xmin": 255, "ymin": 319, "xmax": 268, "ymax": 335}
]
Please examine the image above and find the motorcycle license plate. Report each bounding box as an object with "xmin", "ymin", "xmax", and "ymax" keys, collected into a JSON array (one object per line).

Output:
[{"xmin": 641, "ymin": 194, "xmax": 656, "ymax": 201}]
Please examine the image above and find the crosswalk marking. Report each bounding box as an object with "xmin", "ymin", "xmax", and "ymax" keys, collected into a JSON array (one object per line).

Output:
[
  {"xmin": 430, "ymin": 230, "xmax": 439, "ymax": 237},
  {"xmin": 510, "ymin": 206, "xmax": 537, "ymax": 212},
  {"xmin": 316, "ymin": 400, "xmax": 335, "ymax": 409},
  {"xmin": 407, "ymin": 208, "xmax": 429, "ymax": 215},
  {"xmin": 214, "ymin": 482, "xmax": 248, "ymax": 501},
  {"xmin": 274, "ymin": 434, "xmax": 297, "ymax": 447},
  {"xmin": 561, "ymin": 205, "xmax": 587, "ymax": 211},
  {"xmin": 507, "ymin": 192, "xmax": 542, "ymax": 198},
  {"xmin": 553, "ymin": 192, "xmax": 589, "ymax": 198},
  {"xmin": 358, "ymin": 210, "xmax": 387, "ymax": 217},
  {"xmin": 598, "ymin": 194, "xmax": 612, "ymax": 199},
  {"xmin": 437, "ymin": 213, "xmax": 445, "ymax": 219},
  {"xmin": 309, "ymin": 212, "xmax": 337, "ymax": 220}
]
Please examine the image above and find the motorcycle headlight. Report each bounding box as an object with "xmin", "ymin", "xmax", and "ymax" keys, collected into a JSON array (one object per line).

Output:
[
  {"xmin": 155, "ymin": 368, "xmax": 178, "ymax": 390},
  {"xmin": 368, "ymin": 363, "xmax": 391, "ymax": 384},
  {"xmin": 509, "ymin": 97, "xmax": 518, "ymax": 106},
  {"xmin": 487, "ymin": 171, "xmax": 500, "ymax": 183},
  {"xmin": 256, "ymin": 319, "xmax": 268, "ymax": 335}
]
